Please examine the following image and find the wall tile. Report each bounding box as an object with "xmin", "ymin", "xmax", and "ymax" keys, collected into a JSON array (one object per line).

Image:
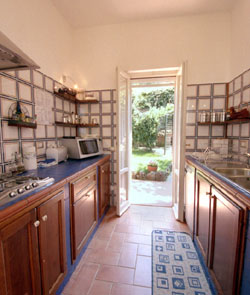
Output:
[
  {"xmin": 102, "ymin": 116, "xmax": 111, "ymax": 125},
  {"xmin": 3, "ymin": 142, "xmax": 19, "ymax": 162},
  {"xmin": 199, "ymin": 85, "xmax": 211, "ymax": 97},
  {"xmin": 242, "ymin": 88, "xmax": 250, "ymax": 103},
  {"xmin": 18, "ymin": 70, "xmax": 31, "ymax": 82},
  {"xmin": 36, "ymin": 141, "xmax": 46, "ymax": 156},
  {"xmin": 213, "ymin": 98, "xmax": 225, "ymax": 110},
  {"xmin": 212, "ymin": 126, "xmax": 224, "ymax": 137},
  {"xmin": 21, "ymin": 127, "xmax": 33, "ymax": 139},
  {"xmin": 64, "ymin": 100, "xmax": 70, "ymax": 112},
  {"xmin": 228, "ymin": 95, "xmax": 233, "ymax": 108},
  {"xmin": 234, "ymin": 76, "xmax": 241, "ymax": 92},
  {"xmin": 102, "ymin": 103, "xmax": 111, "ymax": 113},
  {"xmin": 36, "ymin": 124, "xmax": 46, "ymax": 138},
  {"xmin": 102, "ymin": 91, "xmax": 111, "ymax": 101},
  {"xmin": 214, "ymin": 84, "xmax": 226, "ymax": 96},
  {"xmin": 45, "ymin": 77, "xmax": 53, "ymax": 92},
  {"xmin": 186, "ymin": 112, "xmax": 196, "ymax": 124},
  {"xmin": 2, "ymin": 122, "xmax": 18, "ymax": 140},
  {"xmin": 1, "ymin": 98, "xmax": 15, "ymax": 118},
  {"xmin": 234, "ymin": 92, "xmax": 241, "ymax": 107},
  {"xmin": 33, "ymin": 71, "xmax": 43, "ymax": 88},
  {"xmin": 47, "ymin": 125, "xmax": 55, "ymax": 138},
  {"xmin": 57, "ymin": 126, "xmax": 64, "ymax": 137},
  {"xmin": 19, "ymin": 83, "xmax": 32, "ymax": 101},
  {"xmin": 187, "ymin": 85, "xmax": 197, "ymax": 97},
  {"xmin": 187, "ymin": 99, "xmax": 196, "ymax": 111},
  {"xmin": 197, "ymin": 139, "xmax": 209, "ymax": 150},
  {"xmin": 186, "ymin": 125, "xmax": 195, "ymax": 137},
  {"xmin": 241, "ymin": 124, "xmax": 250, "ymax": 138},
  {"xmin": 56, "ymin": 98, "xmax": 63, "ymax": 110},
  {"xmin": 198, "ymin": 99, "xmax": 210, "ymax": 110},
  {"xmin": 227, "ymin": 125, "xmax": 232, "ymax": 137},
  {"xmin": 185, "ymin": 139, "xmax": 195, "ymax": 149},
  {"xmin": 232, "ymin": 124, "xmax": 240, "ymax": 137},
  {"xmin": 65, "ymin": 127, "xmax": 70, "ymax": 136},
  {"xmin": 243, "ymin": 70, "xmax": 250, "ymax": 87},
  {"xmin": 198, "ymin": 125, "xmax": 209, "ymax": 137},
  {"xmin": 91, "ymin": 104, "xmax": 100, "ymax": 113},
  {"xmin": 0, "ymin": 76, "xmax": 16, "ymax": 97}
]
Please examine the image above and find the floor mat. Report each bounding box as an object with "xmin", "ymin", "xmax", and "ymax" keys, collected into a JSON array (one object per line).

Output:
[{"xmin": 152, "ymin": 230, "xmax": 217, "ymax": 295}]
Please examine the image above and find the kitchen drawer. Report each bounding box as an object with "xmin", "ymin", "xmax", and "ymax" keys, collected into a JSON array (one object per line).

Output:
[{"xmin": 71, "ymin": 169, "xmax": 96, "ymax": 201}]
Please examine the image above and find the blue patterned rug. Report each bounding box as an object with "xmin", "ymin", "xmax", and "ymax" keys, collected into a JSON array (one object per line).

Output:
[{"xmin": 152, "ymin": 230, "xmax": 217, "ymax": 295}]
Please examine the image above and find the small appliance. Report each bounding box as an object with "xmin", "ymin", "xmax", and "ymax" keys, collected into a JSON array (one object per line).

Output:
[
  {"xmin": 46, "ymin": 146, "xmax": 68, "ymax": 163},
  {"xmin": 61, "ymin": 136, "xmax": 103, "ymax": 159}
]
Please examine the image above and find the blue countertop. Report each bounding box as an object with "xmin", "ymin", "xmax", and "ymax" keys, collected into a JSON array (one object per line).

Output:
[
  {"xmin": 186, "ymin": 155, "xmax": 250, "ymax": 200},
  {"xmin": 0, "ymin": 155, "xmax": 108, "ymax": 211}
]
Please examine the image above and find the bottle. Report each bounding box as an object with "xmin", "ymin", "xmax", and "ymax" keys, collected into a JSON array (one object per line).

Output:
[{"xmin": 71, "ymin": 112, "xmax": 76, "ymax": 124}]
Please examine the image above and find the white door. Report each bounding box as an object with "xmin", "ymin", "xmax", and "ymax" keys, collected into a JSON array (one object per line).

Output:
[
  {"xmin": 172, "ymin": 62, "xmax": 187, "ymax": 222},
  {"xmin": 116, "ymin": 68, "xmax": 132, "ymax": 216}
]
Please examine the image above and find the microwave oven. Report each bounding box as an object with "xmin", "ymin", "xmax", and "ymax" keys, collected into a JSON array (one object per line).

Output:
[{"xmin": 61, "ymin": 137, "xmax": 103, "ymax": 159}]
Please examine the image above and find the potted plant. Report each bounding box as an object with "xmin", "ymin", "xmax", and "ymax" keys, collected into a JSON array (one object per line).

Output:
[{"xmin": 147, "ymin": 160, "xmax": 158, "ymax": 172}]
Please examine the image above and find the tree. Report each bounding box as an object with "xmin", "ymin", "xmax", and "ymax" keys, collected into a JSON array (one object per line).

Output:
[{"xmin": 132, "ymin": 88, "xmax": 174, "ymax": 150}]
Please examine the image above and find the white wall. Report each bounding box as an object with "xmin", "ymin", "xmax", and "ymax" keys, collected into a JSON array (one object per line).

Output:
[
  {"xmin": 72, "ymin": 12, "xmax": 231, "ymax": 90},
  {"xmin": 0, "ymin": 0, "xmax": 74, "ymax": 84},
  {"xmin": 231, "ymin": 0, "xmax": 250, "ymax": 79}
]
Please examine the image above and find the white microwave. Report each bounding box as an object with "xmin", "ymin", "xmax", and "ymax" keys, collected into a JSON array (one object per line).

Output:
[{"xmin": 61, "ymin": 137, "xmax": 103, "ymax": 159}]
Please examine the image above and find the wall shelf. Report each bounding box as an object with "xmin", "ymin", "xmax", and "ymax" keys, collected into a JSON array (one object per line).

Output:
[
  {"xmin": 8, "ymin": 120, "xmax": 37, "ymax": 129},
  {"xmin": 55, "ymin": 121, "xmax": 99, "ymax": 128},
  {"xmin": 54, "ymin": 91, "xmax": 99, "ymax": 104},
  {"xmin": 198, "ymin": 118, "xmax": 250, "ymax": 125}
]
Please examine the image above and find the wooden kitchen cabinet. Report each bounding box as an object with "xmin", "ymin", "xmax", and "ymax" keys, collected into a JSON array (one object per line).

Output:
[
  {"xmin": 184, "ymin": 163, "xmax": 196, "ymax": 237},
  {"xmin": 98, "ymin": 159, "xmax": 110, "ymax": 218},
  {"xmin": 195, "ymin": 173, "xmax": 212, "ymax": 263},
  {"xmin": 0, "ymin": 209, "xmax": 41, "ymax": 295},
  {"xmin": 70, "ymin": 168, "xmax": 97, "ymax": 261},
  {"xmin": 210, "ymin": 186, "xmax": 243, "ymax": 295},
  {"xmin": 37, "ymin": 190, "xmax": 67, "ymax": 295},
  {"xmin": 0, "ymin": 188, "xmax": 67, "ymax": 295}
]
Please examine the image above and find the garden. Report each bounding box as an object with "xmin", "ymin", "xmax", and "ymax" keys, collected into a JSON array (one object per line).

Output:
[{"xmin": 131, "ymin": 87, "xmax": 174, "ymax": 182}]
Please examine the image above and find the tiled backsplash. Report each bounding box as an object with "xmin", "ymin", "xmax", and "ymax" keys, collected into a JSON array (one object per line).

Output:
[
  {"xmin": 186, "ymin": 82, "xmax": 227, "ymax": 152},
  {"xmin": 186, "ymin": 68, "xmax": 250, "ymax": 160},
  {"xmin": 0, "ymin": 72, "xmax": 116, "ymax": 203}
]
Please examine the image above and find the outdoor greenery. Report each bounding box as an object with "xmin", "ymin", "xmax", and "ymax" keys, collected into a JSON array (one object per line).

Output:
[
  {"xmin": 135, "ymin": 158, "xmax": 172, "ymax": 174},
  {"xmin": 132, "ymin": 88, "xmax": 174, "ymax": 150}
]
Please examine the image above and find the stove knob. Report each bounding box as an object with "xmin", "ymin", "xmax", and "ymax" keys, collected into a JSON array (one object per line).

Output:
[
  {"xmin": 9, "ymin": 191, "xmax": 17, "ymax": 198},
  {"xmin": 25, "ymin": 185, "xmax": 31, "ymax": 190},
  {"xmin": 17, "ymin": 188, "xmax": 24, "ymax": 194},
  {"xmin": 32, "ymin": 182, "xmax": 39, "ymax": 188}
]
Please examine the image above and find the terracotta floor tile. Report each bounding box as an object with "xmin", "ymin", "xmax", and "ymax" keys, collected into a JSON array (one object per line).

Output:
[
  {"xmin": 118, "ymin": 243, "xmax": 137, "ymax": 268},
  {"xmin": 96, "ymin": 265, "xmax": 134, "ymax": 284},
  {"xmin": 134, "ymin": 256, "xmax": 152, "ymax": 288},
  {"xmin": 63, "ymin": 263, "xmax": 99, "ymax": 295},
  {"xmin": 111, "ymin": 283, "xmax": 151, "ymax": 295},
  {"xmin": 107, "ymin": 232, "xmax": 126, "ymax": 252},
  {"xmin": 86, "ymin": 248, "xmax": 120, "ymax": 265},
  {"xmin": 138, "ymin": 244, "xmax": 152, "ymax": 256},
  {"xmin": 88, "ymin": 237, "xmax": 109, "ymax": 250},
  {"xmin": 125, "ymin": 233, "xmax": 151, "ymax": 245},
  {"xmin": 114, "ymin": 223, "xmax": 141, "ymax": 234},
  {"xmin": 88, "ymin": 280, "xmax": 112, "ymax": 295}
]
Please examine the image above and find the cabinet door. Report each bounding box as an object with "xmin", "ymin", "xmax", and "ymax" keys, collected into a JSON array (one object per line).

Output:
[
  {"xmin": 99, "ymin": 160, "xmax": 110, "ymax": 218},
  {"xmin": 210, "ymin": 187, "xmax": 243, "ymax": 295},
  {"xmin": 195, "ymin": 173, "xmax": 211, "ymax": 263},
  {"xmin": 184, "ymin": 164, "xmax": 195, "ymax": 236},
  {"xmin": 37, "ymin": 190, "xmax": 67, "ymax": 295},
  {"xmin": 0, "ymin": 209, "xmax": 41, "ymax": 295},
  {"xmin": 72, "ymin": 186, "xmax": 97, "ymax": 260}
]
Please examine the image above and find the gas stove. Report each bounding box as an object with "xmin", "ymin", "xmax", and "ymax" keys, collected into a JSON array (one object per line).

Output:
[{"xmin": 0, "ymin": 173, "xmax": 55, "ymax": 206}]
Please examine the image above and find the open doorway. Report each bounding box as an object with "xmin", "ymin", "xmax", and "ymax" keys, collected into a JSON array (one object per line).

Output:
[{"xmin": 130, "ymin": 76, "xmax": 175, "ymax": 206}]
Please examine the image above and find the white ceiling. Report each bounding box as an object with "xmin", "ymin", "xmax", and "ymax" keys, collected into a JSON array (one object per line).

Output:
[{"xmin": 51, "ymin": 0, "xmax": 234, "ymax": 29}]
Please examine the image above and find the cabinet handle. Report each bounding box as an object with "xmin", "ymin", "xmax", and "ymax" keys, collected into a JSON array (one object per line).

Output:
[
  {"xmin": 206, "ymin": 192, "xmax": 211, "ymax": 196},
  {"xmin": 85, "ymin": 176, "xmax": 90, "ymax": 180},
  {"xmin": 102, "ymin": 170, "xmax": 105, "ymax": 173},
  {"xmin": 42, "ymin": 215, "xmax": 48, "ymax": 222},
  {"xmin": 34, "ymin": 220, "xmax": 40, "ymax": 227}
]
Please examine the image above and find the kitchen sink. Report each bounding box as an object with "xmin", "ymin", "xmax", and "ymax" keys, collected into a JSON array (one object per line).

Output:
[{"xmin": 213, "ymin": 168, "xmax": 250, "ymax": 177}]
